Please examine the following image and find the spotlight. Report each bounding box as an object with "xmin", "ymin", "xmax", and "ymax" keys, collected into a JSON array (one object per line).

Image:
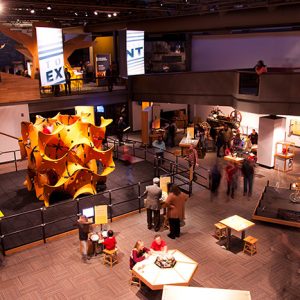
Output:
[
  {"xmin": 74, "ymin": 12, "xmax": 78, "ymax": 16},
  {"xmin": 107, "ymin": 13, "xmax": 112, "ymax": 18},
  {"xmin": 30, "ymin": 7, "xmax": 35, "ymax": 14},
  {"xmin": 46, "ymin": 4, "xmax": 52, "ymax": 10},
  {"xmin": 94, "ymin": 11, "xmax": 98, "ymax": 15},
  {"xmin": 85, "ymin": 12, "xmax": 88, "ymax": 17},
  {"xmin": 113, "ymin": 12, "xmax": 117, "ymax": 17}
]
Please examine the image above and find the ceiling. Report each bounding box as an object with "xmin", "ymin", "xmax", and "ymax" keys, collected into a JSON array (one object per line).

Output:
[{"xmin": 2, "ymin": 0, "xmax": 300, "ymax": 30}]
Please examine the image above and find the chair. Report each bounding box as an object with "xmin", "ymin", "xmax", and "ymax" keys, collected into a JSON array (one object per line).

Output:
[
  {"xmin": 214, "ymin": 223, "xmax": 227, "ymax": 240},
  {"xmin": 130, "ymin": 270, "xmax": 141, "ymax": 287},
  {"xmin": 243, "ymin": 236, "xmax": 258, "ymax": 256},
  {"xmin": 103, "ymin": 248, "xmax": 118, "ymax": 268}
]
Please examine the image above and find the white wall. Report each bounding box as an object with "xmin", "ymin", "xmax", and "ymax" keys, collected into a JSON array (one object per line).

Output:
[
  {"xmin": 192, "ymin": 31, "xmax": 300, "ymax": 71},
  {"xmin": 0, "ymin": 104, "xmax": 30, "ymax": 163}
]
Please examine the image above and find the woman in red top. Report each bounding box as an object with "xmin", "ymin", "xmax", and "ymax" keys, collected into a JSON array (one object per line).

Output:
[
  {"xmin": 103, "ymin": 230, "xmax": 116, "ymax": 251},
  {"xmin": 129, "ymin": 240, "xmax": 150, "ymax": 269}
]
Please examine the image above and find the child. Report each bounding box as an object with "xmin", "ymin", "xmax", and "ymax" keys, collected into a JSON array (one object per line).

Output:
[{"xmin": 103, "ymin": 230, "xmax": 117, "ymax": 251}]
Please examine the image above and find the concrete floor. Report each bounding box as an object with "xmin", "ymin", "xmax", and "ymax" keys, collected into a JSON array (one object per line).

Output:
[{"xmin": 0, "ymin": 139, "xmax": 299, "ymax": 300}]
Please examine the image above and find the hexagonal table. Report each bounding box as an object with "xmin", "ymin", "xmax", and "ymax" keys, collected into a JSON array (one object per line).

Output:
[{"xmin": 132, "ymin": 249, "xmax": 198, "ymax": 290}]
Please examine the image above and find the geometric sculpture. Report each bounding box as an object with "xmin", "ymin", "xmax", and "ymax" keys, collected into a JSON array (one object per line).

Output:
[{"xmin": 19, "ymin": 113, "xmax": 115, "ymax": 207}]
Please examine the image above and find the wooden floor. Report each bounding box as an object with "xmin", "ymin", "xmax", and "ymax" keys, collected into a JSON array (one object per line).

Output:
[{"xmin": 0, "ymin": 149, "xmax": 300, "ymax": 300}]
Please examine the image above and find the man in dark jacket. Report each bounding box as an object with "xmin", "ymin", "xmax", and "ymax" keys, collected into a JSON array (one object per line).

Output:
[
  {"xmin": 241, "ymin": 158, "xmax": 254, "ymax": 197},
  {"xmin": 78, "ymin": 215, "xmax": 91, "ymax": 262}
]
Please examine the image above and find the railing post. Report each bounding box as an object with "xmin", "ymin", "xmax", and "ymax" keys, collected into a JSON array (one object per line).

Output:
[
  {"xmin": 108, "ymin": 190, "xmax": 113, "ymax": 222},
  {"xmin": 76, "ymin": 198, "xmax": 80, "ymax": 215},
  {"xmin": 40, "ymin": 207, "xmax": 46, "ymax": 244},
  {"xmin": 154, "ymin": 157, "xmax": 157, "ymax": 177},
  {"xmin": 175, "ymin": 155, "xmax": 178, "ymax": 174},
  {"xmin": 0, "ymin": 219, "xmax": 5, "ymax": 256},
  {"xmin": 13, "ymin": 151, "xmax": 18, "ymax": 172},
  {"xmin": 138, "ymin": 182, "xmax": 141, "ymax": 213}
]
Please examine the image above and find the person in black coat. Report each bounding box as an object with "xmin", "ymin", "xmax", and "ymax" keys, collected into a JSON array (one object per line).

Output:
[{"xmin": 216, "ymin": 129, "xmax": 224, "ymax": 157}]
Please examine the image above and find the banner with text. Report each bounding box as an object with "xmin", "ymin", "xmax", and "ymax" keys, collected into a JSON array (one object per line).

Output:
[
  {"xmin": 126, "ymin": 30, "xmax": 144, "ymax": 76},
  {"xmin": 36, "ymin": 27, "xmax": 65, "ymax": 87}
]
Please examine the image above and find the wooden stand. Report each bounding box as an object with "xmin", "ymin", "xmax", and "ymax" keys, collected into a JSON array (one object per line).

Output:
[{"xmin": 274, "ymin": 141, "xmax": 295, "ymax": 172}]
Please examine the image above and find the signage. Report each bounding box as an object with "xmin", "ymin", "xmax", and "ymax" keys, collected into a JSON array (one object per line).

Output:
[
  {"xmin": 94, "ymin": 205, "xmax": 108, "ymax": 225},
  {"xmin": 96, "ymin": 54, "xmax": 110, "ymax": 76},
  {"xmin": 36, "ymin": 27, "xmax": 65, "ymax": 87},
  {"xmin": 126, "ymin": 30, "xmax": 144, "ymax": 76}
]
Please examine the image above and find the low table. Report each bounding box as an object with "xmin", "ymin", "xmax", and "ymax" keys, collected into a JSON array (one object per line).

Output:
[
  {"xmin": 219, "ymin": 215, "xmax": 255, "ymax": 250},
  {"xmin": 179, "ymin": 137, "xmax": 199, "ymax": 156},
  {"xmin": 132, "ymin": 249, "xmax": 198, "ymax": 290}
]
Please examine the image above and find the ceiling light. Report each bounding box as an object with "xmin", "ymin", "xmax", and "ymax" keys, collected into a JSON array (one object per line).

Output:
[
  {"xmin": 107, "ymin": 13, "xmax": 112, "ymax": 18},
  {"xmin": 30, "ymin": 7, "xmax": 35, "ymax": 14},
  {"xmin": 85, "ymin": 12, "xmax": 88, "ymax": 17},
  {"xmin": 94, "ymin": 11, "xmax": 98, "ymax": 15},
  {"xmin": 0, "ymin": 2, "xmax": 4, "ymax": 13},
  {"xmin": 74, "ymin": 12, "xmax": 78, "ymax": 16},
  {"xmin": 47, "ymin": 4, "xmax": 52, "ymax": 10},
  {"xmin": 113, "ymin": 12, "xmax": 117, "ymax": 17}
]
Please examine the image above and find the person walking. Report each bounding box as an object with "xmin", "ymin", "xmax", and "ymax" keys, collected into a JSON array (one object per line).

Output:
[
  {"xmin": 223, "ymin": 124, "xmax": 232, "ymax": 151},
  {"xmin": 116, "ymin": 116, "xmax": 126, "ymax": 145},
  {"xmin": 77, "ymin": 215, "xmax": 92, "ymax": 263},
  {"xmin": 106, "ymin": 64, "xmax": 113, "ymax": 92},
  {"xmin": 216, "ymin": 129, "xmax": 224, "ymax": 157},
  {"xmin": 143, "ymin": 177, "xmax": 162, "ymax": 231},
  {"xmin": 122, "ymin": 146, "xmax": 133, "ymax": 185},
  {"xmin": 152, "ymin": 135, "xmax": 166, "ymax": 166},
  {"xmin": 241, "ymin": 158, "xmax": 254, "ymax": 197},
  {"xmin": 210, "ymin": 162, "xmax": 222, "ymax": 196},
  {"xmin": 165, "ymin": 185, "xmax": 188, "ymax": 239}
]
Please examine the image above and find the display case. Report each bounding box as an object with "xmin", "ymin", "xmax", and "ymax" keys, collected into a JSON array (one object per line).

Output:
[{"xmin": 274, "ymin": 141, "xmax": 295, "ymax": 172}]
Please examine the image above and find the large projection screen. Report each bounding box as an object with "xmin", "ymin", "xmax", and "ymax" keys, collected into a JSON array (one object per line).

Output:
[
  {"xmin": 36, "ymin": 27, "xmax": 65, "ymax": 87},
  {"xmin": 126, "ymin": 30, "xmax": 145, "ymax": 76}
]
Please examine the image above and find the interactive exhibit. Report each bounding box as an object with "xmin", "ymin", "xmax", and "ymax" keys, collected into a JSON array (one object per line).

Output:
[{"xmin": 18, "ymin": 108, "xmax": 115, "ymax": 207}]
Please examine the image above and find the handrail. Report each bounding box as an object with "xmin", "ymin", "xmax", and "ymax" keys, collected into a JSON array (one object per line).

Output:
[{"xmin": 0, "ymin": 132, "xmax": 19, "ymax": 140}]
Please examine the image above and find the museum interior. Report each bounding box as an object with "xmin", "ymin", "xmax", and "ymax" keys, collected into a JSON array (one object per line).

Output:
[{"xmin": 0, "ymin": 1, "xmax": 300, "ymax": 299}]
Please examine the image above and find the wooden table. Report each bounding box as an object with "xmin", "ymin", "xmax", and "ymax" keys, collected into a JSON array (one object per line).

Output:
[
  {"xmin": 162, "ymin": 285, "xmax": 251, "ymax": 300},
  {"xmin": 220, "ymin": 215, "xmax": 255, "ymax": 250},
  {"xmin": 179, "ymin": 137, "xmax": 199, "ymax": 156},
  {"xmin": 132, "ymin": 249, "xmax": 198, "ymax": 290}
]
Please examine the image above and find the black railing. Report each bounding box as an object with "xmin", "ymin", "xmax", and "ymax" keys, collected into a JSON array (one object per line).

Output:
[{"xmin": 0, "ymin": 136, "xmax": 210, "ymax": 255}]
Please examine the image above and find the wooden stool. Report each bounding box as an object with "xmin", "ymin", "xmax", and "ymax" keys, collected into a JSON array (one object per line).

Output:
[
  {"xmin": 130, "ymin": 270, "xmax": 141, "ymax": 287},
  {"xmin": 103, "ymin": 249, "xmax": 118, "ymax": 268},
  {"xmin": 214, "ymin": 223, "xmax": 227, "ymax": 240},
  {"xmin": 243, "ymin": 236, "xmax": 258, "ymax": 256}
]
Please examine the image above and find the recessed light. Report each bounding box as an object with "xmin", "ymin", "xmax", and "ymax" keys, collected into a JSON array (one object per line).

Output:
[
  {"xmin": 94, "ymin": 11, "xmax": 98, "ymax": 15},
  {"xmin": 47, "ymin": 4, "xmax": 52, "ymax": 10},
  {"xmin": 113, "ymin": 12, "xmax": 117, "ymax": 17},
  {"xmin": 30, "ymin": 8, "xmax": 35, "ymax": 14},
  {"xmin": 74, "ymin": 12, "xmax": 78, "ymax": 16},
  {"xmin": 107, "ymin": 13, "xmax": 112, "ymax": 18}
]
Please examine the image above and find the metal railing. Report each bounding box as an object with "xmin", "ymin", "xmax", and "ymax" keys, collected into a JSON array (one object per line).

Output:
[{"xmin": 0, "ymin": 136, "xmax": 210, "ymax": 255}]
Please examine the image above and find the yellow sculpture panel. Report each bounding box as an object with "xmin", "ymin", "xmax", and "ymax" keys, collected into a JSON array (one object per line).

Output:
[{"xmin": 19, "ymin": 114, "xmax": 115, "ymax": 207}]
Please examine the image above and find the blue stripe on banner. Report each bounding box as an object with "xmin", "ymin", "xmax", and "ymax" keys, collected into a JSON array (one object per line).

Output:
[
  {"xmin": 38, "ymin": 46, "xmax": 62, "ymax": 55},
  {"xmin": 127, "ymin": 39, "xmax": 144, "ymax": 43},
  {"xmin": 38, "ymin": 42, "xmax": 62, "ymax": 50},
  {"xmin": 54, "ymin": 79, "xmax": 66, "ymax": 85},
  {"xmin": 39, "ymin": 51, "xmax": 64, "ymax": 61},
  {"xmin": 128, "ymin": 58, "xmax": 144, "ymax": 65}
]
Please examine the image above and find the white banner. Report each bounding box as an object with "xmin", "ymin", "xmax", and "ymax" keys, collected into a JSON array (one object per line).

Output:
[
  {"xmin": 36, "ymin": 27, "xmax": 65, "ymax": 87},
  {"xmin": 126, "ymin": 30, "xmax": 144, "ymax": 76}
]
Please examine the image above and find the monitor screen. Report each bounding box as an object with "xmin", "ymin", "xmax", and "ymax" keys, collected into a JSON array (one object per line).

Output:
[
  {"xmin": 82, "ymin": 207, "xmax": 94, "ymax": 218},
  {"xmin": 96, "ymin": 105, "xmax": 104, "ymax": 113}
]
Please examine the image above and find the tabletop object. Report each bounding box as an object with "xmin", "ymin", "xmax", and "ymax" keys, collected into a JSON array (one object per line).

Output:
[{"xmin": 132, "ymin": 249, "xmax": 198, "ymax": 290}]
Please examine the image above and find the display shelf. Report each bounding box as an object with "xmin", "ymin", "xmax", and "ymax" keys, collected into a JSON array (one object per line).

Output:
[{"xmin": 274, "ymin": 141, "xmax": 295, "ymax": 172}]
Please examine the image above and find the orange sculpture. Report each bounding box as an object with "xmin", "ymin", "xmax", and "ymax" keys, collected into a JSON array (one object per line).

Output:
[{"xmin": 19, "ymin": 113, "xmax": 115, "ymax": 206}]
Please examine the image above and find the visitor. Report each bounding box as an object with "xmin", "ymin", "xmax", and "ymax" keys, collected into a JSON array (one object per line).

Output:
[
  {"xmin": 225, "ymin": 162, "xmax": 238, "ymax": 199},
  {"xmin": 223, "ymin": 124, "xmax": 232, "ymax": 151},
  {"xmin": 186, "ymin": 145, "xmax": 198, "ymax": 181},
  {"xmin": 143, "ymin": 177, "xmax": 162, "ymax": 231},
  {"xmin": 150, "ymin": 234, "xmax": 167, "ymax": 252},
  {"xmin": 130, "ymin": 240, "xmax": 150, "ymax": 269},
  {"xmin": 64, "ymin": 68, "xmax": 71, "ymax": 95},
  {"xmin": 231, "ymin": 132, "xmax": 243, "ymax": 153},
  {"xmin": 216, "ymin": 129, "xmax": 224, "ymax": 157},
  {"xmin": 77, "ymin": 215, "xmax": 92, "ymax": 263},
  {"xmin": 103, "ymin": 230, "xmax": 117, "ymax": 251},
  {"xmin": 255, "ymin": 60, "xmax": 267, "ymax": 75},
  {"xmin": 167, "ymin": 119, "xmax": 177, "ymax": 147},
  {"xmin": 152, "ymin": 135, "xmax": 166, "ymax": 166},
  {"xmin": 241, "ymin": 158, "xmax": 254, "ymax": 197},
  {"xmin": 122, "ymin": 146, "xmax": 133, "ymax": 185},
  {"xmin": 106, "ymin": 64, "xmax": 113, "ymax": 92},
  {"xmin": 210, "ymin": 162, "xmax": 222, "ymax": 197},
  {"xmin": 249, "ymin": 129, "xmax": 258, "ymax": 145},
  {"xmin": 116, "ymin": 116, "xmax": 126, "ymax": 145},
  {"xmin": 165, "ymin": 185, "xmax": 188, "ymax": 239}
]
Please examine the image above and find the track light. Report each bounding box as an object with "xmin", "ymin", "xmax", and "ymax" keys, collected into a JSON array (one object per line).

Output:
[
  {"xmin": 94, "ymin": 11, "xmax": 98, "ymax": 15},
  {"xmin": 107, "ymin": 13, "xmax": 112, "ymax": 18},
  {"xmin": 74, "ymin": 12, "xmax": 78, "ymax": 16},
  {"xmin": 85, "ymin": 12, "xmax": 88, "ymax": 17},
  {"xmin": 113, "ymin": 12, "xmax": 117, "ymax": 17},
  {"xmin": 30, "ymin": 7, "xmax": 35, "ymax": 14},
  {"xmin": 47, "ymin": 4, "xmax": 52, "ymax": 10}
]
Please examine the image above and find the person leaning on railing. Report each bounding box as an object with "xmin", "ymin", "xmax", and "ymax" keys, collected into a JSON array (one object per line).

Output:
[{"xmin": 255, "ymin": 60, "xmax": 267, "ymax": 75}]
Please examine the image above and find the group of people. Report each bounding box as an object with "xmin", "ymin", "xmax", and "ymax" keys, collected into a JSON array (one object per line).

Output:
[{"xmin": 143, "ymin": 178, "xmax": 188, "ymax": 239}]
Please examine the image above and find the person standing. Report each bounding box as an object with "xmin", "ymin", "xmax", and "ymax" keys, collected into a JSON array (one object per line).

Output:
[
  {"xmin": 223, "ymin": 124, "xmax": 233, "ymax": 151},
  {"xmin": 116, "ymin": 116, "xmax": 126, "ymax": 145},
  {"xmin": 255, "ymin": 60, "xmax": 267, "ymax": 75},
  {"xmin": 187, "ymin": 145, "xmax": 199, "ymax": 181},
  {"xmin": 167, "ymin": 119, "xmax": 177, "ymax": 147},
  {"xmin": 165, "ymin": 185, "xmax": 188, "ymax": 239},
  {"xmin": 106, "ymin": 65, "xmax": 113, "ymax": 92},
  {"xmin": 241, "ymin": 158, "xmax": 254, "ymax": 197},
  {"xmin": 216, "ymin": 129, "xmax": 224, "ymax": 157},
  {"xmin": 64, "ymin": 68, "xmax": 71, "ymax": 95},
  {"xmin": 250, "ymin": 129, "xmax": 258, "ymax": 145},
  {"xmin": 210, "ymin": 162, "xmax": 222, "ymax": 196},
  {"xmin": 77, "ymin": 215, "xmax": 91, "ymax": 263},
  {"xmin": 152, "ymin": 135, "xmax": 166, "ymax": 166},
  {"xmin": 122, "ymin": 146, "xmax": 133, "ymax": 185},
  {"xmin": 143, "ymin": 177, "xmax": 162, "ymax": 231},
  {"xmin": 225, "ymin": 163, "xmax": 238, "ymax": 199}
]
